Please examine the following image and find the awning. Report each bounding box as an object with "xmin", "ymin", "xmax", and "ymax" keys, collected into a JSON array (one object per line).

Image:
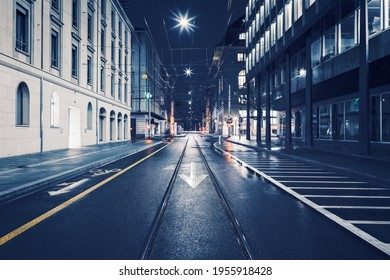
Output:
[{"xmin": 151, "ymin": 112, "xmax": 165, "ymax": 120}]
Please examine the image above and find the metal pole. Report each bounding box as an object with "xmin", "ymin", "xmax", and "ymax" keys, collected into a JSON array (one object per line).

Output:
[
  {"xmin": 359, "ymin": 0, "xmax": 370, "ymax": 155},
  {"xmin": 148, "ymin": 95, "xmax": 151, "ymax": 138},
  {"xmin": 228, "ymin": 84, "xmax": 231, "ymax": 137}
]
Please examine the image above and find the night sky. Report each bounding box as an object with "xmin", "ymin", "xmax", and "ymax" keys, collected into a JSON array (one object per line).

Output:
[{"xmin": 123, "ymin": 0, "xmax": 246, "ymax": 128}]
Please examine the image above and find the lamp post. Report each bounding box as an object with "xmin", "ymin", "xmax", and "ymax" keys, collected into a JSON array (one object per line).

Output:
[{"xmin": 146, "ymin": 92, "xmax": 152, "ymax": 138}]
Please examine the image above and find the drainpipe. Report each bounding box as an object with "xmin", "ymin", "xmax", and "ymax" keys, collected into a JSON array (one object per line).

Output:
[{"xmin": 40, "ymin": 78, "xmax": 43, "ymax": 152}]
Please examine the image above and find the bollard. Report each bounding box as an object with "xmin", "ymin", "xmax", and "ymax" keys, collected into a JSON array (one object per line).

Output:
[{"xmin": 218, "ymin": 135, "xmax": 222, "ymax": 145}]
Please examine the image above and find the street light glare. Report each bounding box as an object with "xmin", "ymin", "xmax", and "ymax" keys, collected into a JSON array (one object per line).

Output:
[
  {"xmin": 184, "ymin": 67, "xmax": 193, "ymax": 77},
  {"xmin": 173, "ymin": 11, "xmax": 196, "ymax": 33}
]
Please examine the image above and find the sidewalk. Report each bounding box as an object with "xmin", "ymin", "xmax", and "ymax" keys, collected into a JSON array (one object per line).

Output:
[
  {"xmin": 0, "ymin": 139, "xmax": 163, "ymax": 204},
  {"xmin": 224, "ymin": 135, "xmax": 390, "ymax": 186}
]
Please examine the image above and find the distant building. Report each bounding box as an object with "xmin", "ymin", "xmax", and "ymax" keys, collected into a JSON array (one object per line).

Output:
[
  {"xmin": 245, "ymin": 0, "xmax": 390, "ymax": 154},
  {"xmin": 208, "ymin": 16, "xmax": 246, "ymax": 136},
  {"xmin": 0, "ymin": 0, "xmax": 133, "ymax": 158},
  {"xmin": 131, "ymin": 28, "xmax": 167, "ymax": 138}
]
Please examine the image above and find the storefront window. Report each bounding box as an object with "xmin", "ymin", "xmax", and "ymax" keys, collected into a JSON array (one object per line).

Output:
[
  {"xmin": 371, "ymin": 95, "xmax": 381, "ymax": 141},
  {"xmin": 382, "ymin": 93, "xmax": 390, "ymax": 142},
  {"xmin": 345, "ymin": 99, "xmax": 359, "ymax": 140},
  {"xmin": 313, "ymin": 107, "xmax": 319, "ymax": 139},
  {"xmin": 332, "ymin": 103, "xmax": 344, "ymax": 140},
  {"xmin": 339, "ymin": 12, "xmax": 357, "ymax": 53},
  {"xmin": 319, "ymin": 105, "xmax": 331, "ymax": 139}
]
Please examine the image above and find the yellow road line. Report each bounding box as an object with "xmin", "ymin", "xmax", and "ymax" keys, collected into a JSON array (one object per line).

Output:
[{"xmin": 0, "ymin": 143, "xmax": 170, "ymax": 246}]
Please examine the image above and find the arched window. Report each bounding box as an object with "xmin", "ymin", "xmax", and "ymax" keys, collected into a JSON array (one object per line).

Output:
[
  {"xmin": 87, "ymin": 102, "xmax": 93, "ymax": 130},
  {"xmin": 50, "ymin": 92, "xmax": 60, "ymax": 127},
  {"xmin": 99, "ymin": 108, "xmax": 106, "ymax": 141},
  {"xmin": 238, "ymin": 70, "xmax": 246, "ymax": 89},
  {"xmin": 16, "ymin": 82, "xmax": 30, "ymax": 126},
  {"xmin": 117, "ymin": 112, "xmax": 123, "ymax": 140},
  {"xmin": 110, "ymin": 110, "xmax": 116, "ymax": 141},
  {"xmin": 124, "ymin": 114, "xmax": 128, "ymax": 139}
]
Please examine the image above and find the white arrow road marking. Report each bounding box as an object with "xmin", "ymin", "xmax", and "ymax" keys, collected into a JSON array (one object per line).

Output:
[
  {"xmin": 179, "ymin": 162, "xmax": 208, "ymax": 189},
  {"xmin": 48, "ymin": 178, "xmax": 89, "ymax": 196}
]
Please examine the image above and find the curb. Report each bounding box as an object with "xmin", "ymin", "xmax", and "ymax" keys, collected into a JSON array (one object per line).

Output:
[{"xmin": 0, "ymin": 141, "xmax": 164, "ymax": 205}]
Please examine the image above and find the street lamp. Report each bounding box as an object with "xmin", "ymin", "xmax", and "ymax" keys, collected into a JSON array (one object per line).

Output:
[
  {"xmin": 145, "ymin": 92, "xmax": 152, "ymax": 138},
  {"xmin": 172, "ymin": 11, "xmax": 196, "ymax": 34},
  {"xmin": 184, "ymin": 67, "xmax": 193, "ymax": 77}
]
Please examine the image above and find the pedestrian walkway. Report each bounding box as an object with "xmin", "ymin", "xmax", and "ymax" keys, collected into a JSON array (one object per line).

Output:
[
  {"xmin": 0, "ymin": 139, "xmax": 163, "ymax": 204},
  {"xmin": 224, "ymin": 135, "xmax": 390, "ymax": 186}
]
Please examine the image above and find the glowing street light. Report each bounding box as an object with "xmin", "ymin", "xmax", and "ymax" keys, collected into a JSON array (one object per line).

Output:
[
  {"xmin": 184, "ymin": 67, "xmax": 193, "ymax": 77},
  {"xmin": 172, "ymin": 11, "xmax": 196, "ymax": 34}
]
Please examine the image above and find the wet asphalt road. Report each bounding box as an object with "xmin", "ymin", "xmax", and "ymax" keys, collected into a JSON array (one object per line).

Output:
[{"xmin": 0, "ymin": 134, "xmax": 388, "ymax": 259}]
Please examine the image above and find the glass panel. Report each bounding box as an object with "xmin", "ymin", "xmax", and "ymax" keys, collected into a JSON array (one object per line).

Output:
[
  {"xmin": 271, "ymin": 21, "xmax": 276, "ymax": 46},
  {"xmin": 322, "ymin": 27, "xmax": 336, "ymax": 61},
  {"xmin": 332, "ymin": 103, "xmax": 344, "ymax": 140},
  {"xmin": 294, "ymin": 0, "xmax": 303, "ymax": 21},
  {"xmin": 51, "ymin": 30, "xmax": 59, "ymax": 67},
  {"xmin": 311, "ymin": 39, "xmax": 321, "ymax": 67},
  {"xmin": 265, "ymin": 29, "xmax": 270, "ymax": 53},
  {"xmin": 368, "ymin": 0, "xmax": 382, "ymax": 35},
  {"xmin": 313, "ymin": 107, "xmax": 319, "ymax": 138},
  {"xmin": 382, "ymin": 93, "xmax": 390, "ymax": 142},
  {"xmin": 16, "ymin": 7, "xmax": 28, "ymax": 52},
  {"xmin": 319, "ymin": 105, "xmax": 331, "ymax": 139},
  {"xmin": 345, "ymin": 99, "xmax": 359, "ymax": 140},
  {"xmin": 285, "ymin": 2, "xmax": 292, "ymax": 31},
  {"xmin": 371, "ymin": 95, "xmax": 381, "ymax": 141},
  {"xmin": 340, "ymin": 12, "xmax": 356, "ymax": 53},
  {"xmin": 277, "ymin": 11, "xmax": 284, "ymax": 39}
]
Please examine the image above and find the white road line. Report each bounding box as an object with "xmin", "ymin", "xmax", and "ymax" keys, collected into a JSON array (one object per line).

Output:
[
  {"xmin": 347, "ymin": 220, "xmax": 390, "ymax": 225},
  {"xmin": 291, "ymin": 187, "xmax": 388, "ymax": 190},
  {"xmin": 324, "ymin": 206, "xmax": 390, "ymax": 209},
  {"xmin": 258, "ymin": 168, "xmax": 323, "ymax": 171},
  {"xmin": 279, "ymin": 180, "xmax": 367, "ymax": 184},
  {"xmin": 305, "ymin": 195, "xmax": 390, "ymax": 199},
  {"xmin": 265, "ymin": 171, "xmax": 335, "ymax": 174},
  {"xmin": 271, "ymin": 176, "xmax": 348, "ymax": 179}
]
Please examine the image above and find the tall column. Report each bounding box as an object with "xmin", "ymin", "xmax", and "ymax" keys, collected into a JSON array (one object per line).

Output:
[
  {"xmin": 246, "ymin": 81, "xmax": 251, "ymax": 140},
  {"xmin": 266, "ymin": 69, "xmax": 271, "ymax": 149},
  {"xmin": 285, "ymin": 53, "xmax": 292, "ymax": 148},
  {"xmin": 305, "ymin": 34, "xmax": 313, "ymax": 147},
  {"xmin": 359, "ymin": 0, "xmax": 370, "ymax": 155},
  {"xmin": 256, "ymin": 74, "xmax": 262, "ymax": 146}
]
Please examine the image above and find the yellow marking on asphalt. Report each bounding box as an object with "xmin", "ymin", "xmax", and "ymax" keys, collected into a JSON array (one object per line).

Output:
[{"xmin": 0, "ymin": 143, "xmax": 170, "ymax": 246}]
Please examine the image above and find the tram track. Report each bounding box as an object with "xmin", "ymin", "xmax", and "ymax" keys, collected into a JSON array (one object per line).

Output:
[{"xmin": 139, "ymin": 134, "xmax": 254, "ymax": 260}]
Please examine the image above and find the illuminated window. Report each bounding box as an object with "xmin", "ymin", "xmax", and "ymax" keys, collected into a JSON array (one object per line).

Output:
[
  {"xmin": 306, "ymin": 0, "xmax": 315, "ymax": 8},
  {"xmin": 368, "ymin": 0, "xmax": 382, "ymax": 35},
  {"xmin": 339, "ymin": 11, "xmax": 358, "ymax": 53},
  {"xmin": 294, "ymin": 0, "xmax": 303, "ymax": 21},
  {"xmin": 238, "ymin": 70, "xmax": 246, "ymax": 88},
  {"xmin": 285, "ymin": 1, "xmax": 292, "ymax": 31},
  {"xmin": 277, "ymin": 11, "xmax": 284, "ymax": 39},
  {"xmin": 270, "ymin": 21, "xmax": 276, "ymax": 46}
]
